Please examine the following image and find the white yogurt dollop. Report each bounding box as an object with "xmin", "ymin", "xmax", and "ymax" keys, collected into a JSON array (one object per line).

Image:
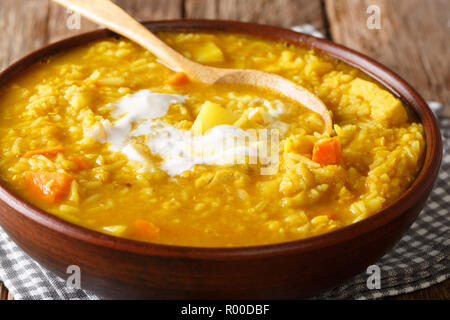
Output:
[
  {"xmin": 95, "ymin": 90, "xmax": 279, "ymax": 176},
  {"xmin": 107, "ymin": 90, "xmax": 186, "ymax": 146}
]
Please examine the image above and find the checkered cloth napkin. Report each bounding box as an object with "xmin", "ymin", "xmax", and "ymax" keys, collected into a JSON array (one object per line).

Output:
[{"xmin": 0, "ymin": 25, "xmax": 448, "ymax": 300}]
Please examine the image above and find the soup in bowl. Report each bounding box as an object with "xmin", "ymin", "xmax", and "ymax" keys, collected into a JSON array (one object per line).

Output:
[
  {"xmin": 0, "ymin": 21, "xmax": 440, "ymax": 298},
  {"xmin": 0, "ymin": 31, "xmax": 426, "ymax": 247}
]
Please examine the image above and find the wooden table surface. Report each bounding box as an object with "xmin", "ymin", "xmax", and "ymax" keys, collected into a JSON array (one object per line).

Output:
[{"xmin": 0, "ymin": 0, "xmax": 448, "ymax": 300}]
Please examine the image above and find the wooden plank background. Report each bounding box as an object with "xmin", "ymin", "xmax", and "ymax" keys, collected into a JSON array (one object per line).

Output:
[{"xmin": 0, "ymin": 0, "xmax": 448, "ymax": 300}]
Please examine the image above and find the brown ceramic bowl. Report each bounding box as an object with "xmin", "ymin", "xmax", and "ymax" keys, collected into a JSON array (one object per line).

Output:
[{"xmin": 0, "ymin": 20, "xmax": 442, "ymax": 299}]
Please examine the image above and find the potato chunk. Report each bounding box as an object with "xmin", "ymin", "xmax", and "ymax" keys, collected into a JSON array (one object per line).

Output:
[
  {"xmin": 349, "ymin": 78, "xmax": 407, "ymax": 126},
  {"xmin": 191, "ymin": 42, "xmax": 225, "ymax": 63},
  {"xmin": 191, "ymin": 101, "xmax": 238, "ymax": 134}
]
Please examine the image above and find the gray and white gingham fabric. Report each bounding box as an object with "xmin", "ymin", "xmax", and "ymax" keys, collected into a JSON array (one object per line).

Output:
[
  {"xmin": 0, "ymin": 228, "xmax": 98, "ymax": 300},
  {"xmin": 0, "ymin": 26, "xmax": 448, "ymax": 300}
]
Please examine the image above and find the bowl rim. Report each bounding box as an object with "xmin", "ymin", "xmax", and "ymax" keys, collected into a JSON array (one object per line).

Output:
[{"xmin": 0, "ymin": 19, "xmax": 442, "ymax": 259}]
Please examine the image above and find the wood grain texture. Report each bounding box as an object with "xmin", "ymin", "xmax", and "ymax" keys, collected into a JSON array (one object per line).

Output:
[
  {"xmin": 48, "ymin": 0, "xmax": 182, "ymax": 43},
  {"xmin": 47, "ymin": 1, "xmax": 99, "ymax": 43},
  {"xmin": 0, "ymin": 281, "xmax": 14, "ymax": 300},
  {"xmin": 185, "ymin": 0, "xmax": 327, "ymax": 34},
  {"xmin": 326, "ymin": 0, "xmax": 450, "ymax": 114},
  {"xmin": 0, "ymin": 0, "xmax": 49, "ymax": 70}
]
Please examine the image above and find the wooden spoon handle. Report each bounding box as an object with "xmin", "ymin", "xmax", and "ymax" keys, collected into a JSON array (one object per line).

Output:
[{"xmin": 52, "ymin": 0, "xmax": 196, "ymax": 72}]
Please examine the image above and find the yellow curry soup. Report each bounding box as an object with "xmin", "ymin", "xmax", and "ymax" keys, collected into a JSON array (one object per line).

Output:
[{"xmin": 0, "ymin": 32, "xmax": 425, "ymax": 247}]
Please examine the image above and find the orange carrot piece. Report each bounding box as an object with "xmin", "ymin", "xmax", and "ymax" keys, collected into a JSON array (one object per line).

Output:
[
  {"xmin": 167, "ymin": 72, "xmax": 189, "ymax": 86},
  {"xmin": 312, "ymin": 138, "xmax": 341, "ymax": 165},
  {"xmin": 327, "ymin": 213, "xmax": 337, "ymax": 220},
  {"xmin": 69, "ymin": 157, "xmax": 91, "ymax": 171},
  {"xmin": 22, "ymin": 146, "xmax": 64, "ymax": 158},
  {"xmin": 134, "ymin": 219, "xmax": 160, "ymax": 239},
  {"xmin": 25, "ymin": 171, "xmax": 74, "ymax": 204}
]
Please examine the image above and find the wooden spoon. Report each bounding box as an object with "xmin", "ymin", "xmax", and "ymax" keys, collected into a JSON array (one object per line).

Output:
[{"xmin": 53, "ymin": 0, "xmax": 333, "ymax": 134}]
